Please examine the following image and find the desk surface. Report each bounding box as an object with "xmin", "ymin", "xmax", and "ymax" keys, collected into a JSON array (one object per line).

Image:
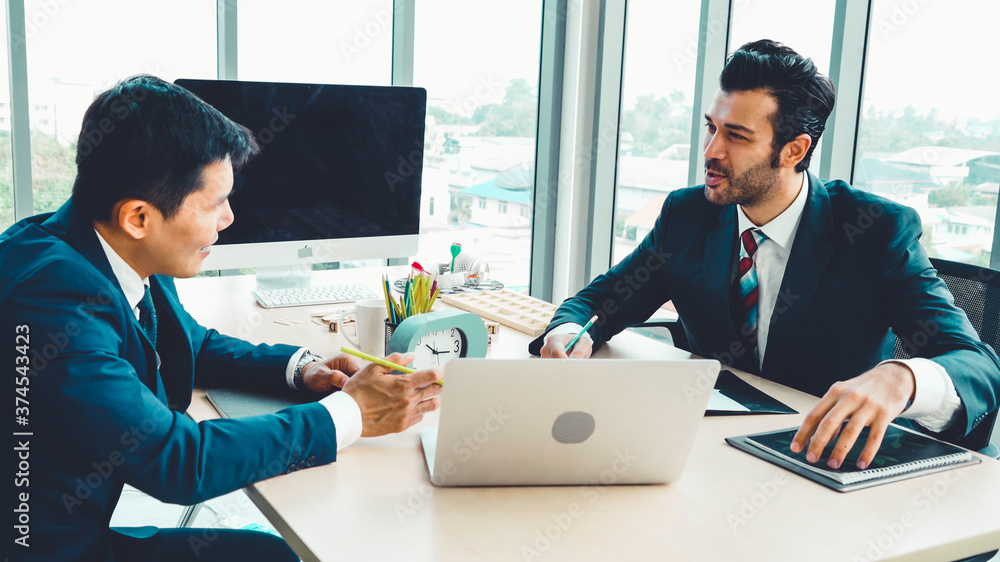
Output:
[{"xmin": 177, "ymin": 268, "xmax": 1000, "ymax": 562}]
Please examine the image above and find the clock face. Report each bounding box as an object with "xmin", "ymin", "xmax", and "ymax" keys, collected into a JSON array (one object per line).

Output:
[{"xmin": 412, "ymin": 328, "xmax": 466, "ymax": 368}]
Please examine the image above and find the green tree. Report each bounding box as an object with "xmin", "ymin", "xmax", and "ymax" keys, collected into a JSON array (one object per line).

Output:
[
  {"xmin": 449, "ymin": 193, "xmax": 471, "ymax": 226},
  {"xmin": 427, "ymin": 105, "xmax": 475, "ymax": 126},
  {"xmin": 0, "ymin": 130, "xmax": 77, "ymax": 230},
  {"xmin": 472, "ymin": 79, "xmax": 538, "ymax": 137},
  {"xmin": 619, "ymin": 90, "xmax": 692, "ymax": 157}
]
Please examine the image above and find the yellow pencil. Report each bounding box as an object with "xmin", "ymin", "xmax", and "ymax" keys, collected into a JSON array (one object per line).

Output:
[
  {"xmin": 381, "ymin": 275, "xmax": 394, "ymax": 323},
  {"xmin": 339, "ymin": 346, "xmax": 444, "ymax": 385}
]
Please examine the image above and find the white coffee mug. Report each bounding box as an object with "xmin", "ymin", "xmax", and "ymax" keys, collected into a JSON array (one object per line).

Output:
[{"xmin": 339, "ymin": 298, "xmax": 389, "ymax": 356}]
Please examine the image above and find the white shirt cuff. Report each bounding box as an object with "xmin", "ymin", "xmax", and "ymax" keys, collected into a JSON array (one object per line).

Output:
[
  {"xmin": 544, "ymin": 322, "xmax": 594, "ymax": 347},
  {"xmin": 881, "ymin": 358, "xmax": 961, "ymax": 433},
  {"xmin": 319, "ymin": 391, "xmax": 363, "ymax": 451},
  {"xmin": 285, "ymin": 348, "xmax": 309, "ymax": 390}
]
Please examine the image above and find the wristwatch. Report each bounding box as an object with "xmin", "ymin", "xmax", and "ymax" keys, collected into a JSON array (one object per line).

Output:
[{"xmin": 293, "ymin": 351, "xmax": 326, "ymax": 390}]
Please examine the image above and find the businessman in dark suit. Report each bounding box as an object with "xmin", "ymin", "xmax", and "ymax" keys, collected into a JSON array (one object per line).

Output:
[
  {"xmin": 2, "ymin": 75, "xmax": 442, "ymax": 561},
  {"xmin": 533, "ymin": 40, "xmax": 1000, "ymax": 472}
]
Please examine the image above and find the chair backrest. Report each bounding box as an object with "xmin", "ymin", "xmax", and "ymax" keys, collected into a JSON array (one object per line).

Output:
[{"xmin": 894, "ymin": 257, "xmax": 1000, "ymax": 452}]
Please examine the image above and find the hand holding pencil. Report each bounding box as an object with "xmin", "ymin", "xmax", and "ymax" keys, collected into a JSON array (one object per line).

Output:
[
  {"xmin": 539, "ymin": 315, "xmax": 597, "ymax": 359},
  {"xmin": 339, "ymin": 350, "xmax": 444, "ymax": 437}
]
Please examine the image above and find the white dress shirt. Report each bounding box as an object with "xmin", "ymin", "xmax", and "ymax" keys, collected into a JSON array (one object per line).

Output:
[
  {"xmin": 95, "ymin": 230, "xmax": 362, "ymax": 450},
  {"xmin": 548, "ymin": 173, "xmax": 962, "ymax": 432}
]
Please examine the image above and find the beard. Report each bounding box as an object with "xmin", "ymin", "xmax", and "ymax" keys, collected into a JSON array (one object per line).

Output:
[{"xmin": 703, "ymin": 150, "xmax": 781, "ymax": 208}]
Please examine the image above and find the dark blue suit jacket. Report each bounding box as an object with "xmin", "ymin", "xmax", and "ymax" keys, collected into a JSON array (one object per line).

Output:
[
  {"xmin": 531, "ymin": 174, "xmax": 1000, "ymax": 445},
  {"xmin": 2, "ymin": 199, "xmax": 338, "ymax": 561}
]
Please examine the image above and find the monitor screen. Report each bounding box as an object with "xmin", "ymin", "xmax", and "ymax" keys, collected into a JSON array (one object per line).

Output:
[{"xmin": 175, "ymin": 79, "xmax": 425, "ymax": 271}]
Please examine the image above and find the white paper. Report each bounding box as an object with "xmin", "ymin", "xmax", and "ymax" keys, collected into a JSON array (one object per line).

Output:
[{"xmin": 709, "ymin": 389, "xmax": 751, "ymax": 412}]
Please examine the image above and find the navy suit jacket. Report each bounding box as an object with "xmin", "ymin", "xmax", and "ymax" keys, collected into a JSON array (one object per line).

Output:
[
  {"xmin": 2, "ymin": 199, "xmax": 339, "ymax": 561},
  {"xmin": 531, "ymin": 174, "xmax": 1000, "ymax": 445}
]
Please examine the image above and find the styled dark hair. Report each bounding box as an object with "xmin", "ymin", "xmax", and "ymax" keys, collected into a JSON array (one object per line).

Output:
[
  {"xmin": 71, "ymin": 75, "xmax": 259, "ymax": 222},
  {"xmin": 719, "ymin": 40, "xmax": 835, "ymax": 173}
]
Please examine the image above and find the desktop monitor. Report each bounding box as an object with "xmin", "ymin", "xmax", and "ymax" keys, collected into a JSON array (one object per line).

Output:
[{"xmin": 175, "ymin": 79, "xmax": 426, "ymax": 285}]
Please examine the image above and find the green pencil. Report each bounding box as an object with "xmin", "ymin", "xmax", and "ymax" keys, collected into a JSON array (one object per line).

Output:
[
  {"xmin": 564, "ymin": 314, "xmax": 598, "ymax": 353},
  {"xmin": 339, "ymin": 347, "xmax": 444, "ymax": 385}
]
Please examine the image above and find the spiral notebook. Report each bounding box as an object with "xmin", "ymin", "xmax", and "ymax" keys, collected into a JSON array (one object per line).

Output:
[{"xmin": 727, "ymin": 423, "xmax": 980, "ymax": 492}]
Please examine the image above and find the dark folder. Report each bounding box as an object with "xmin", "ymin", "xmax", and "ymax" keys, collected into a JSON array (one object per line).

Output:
[
  {"xmin": 206, "ymin": 387, "xmax": 316, "ymax": 419},
  {"xmin": 707, "ymin": 370, "xmax": 797, "ymax": 415}
]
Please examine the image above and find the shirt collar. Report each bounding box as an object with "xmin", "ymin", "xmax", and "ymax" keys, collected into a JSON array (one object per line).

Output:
[
  {"xmin": 737, "ymin": 172, "xmax": 809, "ymax": 251},
  {"xmin": 94, "ymin": 229, "xmax": 148, "ymax": 315}
]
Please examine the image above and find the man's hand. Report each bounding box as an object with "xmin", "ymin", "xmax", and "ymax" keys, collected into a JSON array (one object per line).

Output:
[
  {"xmin": 791, "ymin": 363, "xmax": 915, "ymax": 470},
  {"xmin": 301, "ymin": 353, "xmax": 365, "ymax": 393},
  {"xmin": 540, "ymin": 332, "xmax": 593, "ymax": 359},
  {"xmin": 341, "ymin": 352, "xmax": 443, "ymax": 437}
]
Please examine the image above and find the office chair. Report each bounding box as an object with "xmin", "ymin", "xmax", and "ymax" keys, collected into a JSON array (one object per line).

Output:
[
  {"xmin": 909, "ymin": 259, "xmax": 1000, "ymax": 562},
  {"xmin": 632, "ymin": 258, "xmax": 1000, "ymax": 457},
  {"xmin": 893, "ymin": 258, "xmax": 1000, "ymax": 459}
]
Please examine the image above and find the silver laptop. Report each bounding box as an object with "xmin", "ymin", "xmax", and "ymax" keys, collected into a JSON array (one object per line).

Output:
[{"xmin": 420, "ymin": 358, "xmax": 720, "ymax": 486}]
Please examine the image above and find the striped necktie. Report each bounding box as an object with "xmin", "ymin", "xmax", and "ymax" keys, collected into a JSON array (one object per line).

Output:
[
  {"xmin": 735, "ymin": 228, "xmax": 765, "ymax": 358},
  {"xmin": 138, "ymin": 285, "xmax": 157, "ymax": 349}
]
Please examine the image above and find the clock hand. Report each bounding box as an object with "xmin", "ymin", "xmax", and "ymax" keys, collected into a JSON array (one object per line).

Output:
[{"xmin": 425, "ymin": 344, "xmax": 436, "ymax": 353}]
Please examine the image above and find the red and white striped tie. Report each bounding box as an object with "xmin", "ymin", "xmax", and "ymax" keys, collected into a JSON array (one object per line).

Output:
[{"xmin": 735, "ymin": 228, "xmax": 765, "ymax": 357}]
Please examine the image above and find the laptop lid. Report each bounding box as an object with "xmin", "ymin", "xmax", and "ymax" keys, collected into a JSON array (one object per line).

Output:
[{"xmin": 420, "ymin": 358, "xmax": 720, "ymax": 487}]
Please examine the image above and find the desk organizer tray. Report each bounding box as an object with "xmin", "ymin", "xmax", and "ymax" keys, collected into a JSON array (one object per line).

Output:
[{"xmin": 440, "ymin": 288, "xmax": 557, "ymax": 336}]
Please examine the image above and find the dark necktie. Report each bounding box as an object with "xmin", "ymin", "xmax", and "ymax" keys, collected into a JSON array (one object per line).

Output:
[
  {"xmin": 138, "ymin": 285, "xmax": 157, "ymax": 349},
  {"xmin": 734, "ymin": 228, "xmax": 765, "ymax": 360}
]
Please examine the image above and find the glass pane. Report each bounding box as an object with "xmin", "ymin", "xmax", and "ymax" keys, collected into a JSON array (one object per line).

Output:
[
  {"xmin": 613, "ymin": 1, "xmax": 702, "ymax": 265},
  {"xmin": 0, "ymin": 7, "xmax": 12, "ymax": 229},
  {"xmin": 24, "ymin": 0, "xmax": 216, "ymax": 216},
  {"xmin": 239, "ymin": 0, "xmax": 391, "ymax": 85},
  {"xmin": 855, "ymin": 0, "xmax": 1000, "ymax": 267},
  {"xmin": 729, "ymin": 0, "xmax": 836, "ymax": 178},
  {"xmin": 412, "ymin": 1, "xmax": 541, "ymax": 292}
]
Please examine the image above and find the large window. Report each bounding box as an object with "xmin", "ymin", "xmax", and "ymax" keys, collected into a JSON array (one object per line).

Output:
[
  {"xmin": 0, "ymin": 7, "xmax": 12, "ymax": 229},
  {"xmin": 412, "ymin": 0, "xmax": 541, "ymax": 291},
  {"xmin": 238, "ymin": 0, "xmax": 391, "ymax": 86},
  {"xmin": 23, "ymin": 0, "xmax": 215, "ymax": 217},
  {"xmin": 729, "ymin": 0, "xmax": 835, "ymax": 177},
  {"xmin": 855, "ymin": 0, "xmax": 1000, "ymax": 266},
  {"xmin": 612, "ymin": 1, "xmax": 701, "ymax": 264}
]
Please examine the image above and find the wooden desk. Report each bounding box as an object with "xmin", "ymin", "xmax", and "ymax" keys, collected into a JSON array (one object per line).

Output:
[{"xmin": 178, "ymin": 268, "xmax": 1000, "ymax": 562}]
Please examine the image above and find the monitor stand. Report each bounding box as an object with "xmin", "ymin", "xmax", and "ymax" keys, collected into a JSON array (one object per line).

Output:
[{"xmin": 254, "ymin": 264, "xmax": 312, "ymax": 290}]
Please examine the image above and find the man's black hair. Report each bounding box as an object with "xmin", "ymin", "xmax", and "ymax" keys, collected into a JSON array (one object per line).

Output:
[
  {"xmin": 719, "ymin": 39, "xmax": 835, "ymax": 173},
  {"xmin": 71, "ymin": 74, "xmax": 259, "ymax": 222}
]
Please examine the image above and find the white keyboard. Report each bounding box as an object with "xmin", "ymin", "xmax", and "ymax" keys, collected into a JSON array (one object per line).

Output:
[{"xmin": 251, "ymin": 283, "xmax": 379, "ymax": 309}]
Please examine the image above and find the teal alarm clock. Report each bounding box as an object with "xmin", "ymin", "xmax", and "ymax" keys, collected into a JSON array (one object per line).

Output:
[{"xmin": 387, "ymin": 309, "xmax": 488, "ymax": 369}]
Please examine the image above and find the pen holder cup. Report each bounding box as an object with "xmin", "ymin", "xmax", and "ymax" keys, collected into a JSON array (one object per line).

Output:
[{"xmin": 384, "ymin": 321, "xmax": 398, "ymax": 356}]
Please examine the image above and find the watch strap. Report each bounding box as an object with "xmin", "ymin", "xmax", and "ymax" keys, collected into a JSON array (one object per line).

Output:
[{"xmin": 293, "ymin": 351, "xmax": 325, "ymax": 391}]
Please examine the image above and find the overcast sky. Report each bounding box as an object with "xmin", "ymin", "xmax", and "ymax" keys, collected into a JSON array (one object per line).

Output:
[{"xmin": 6, "ymin": 0, "xmax": 999, "ymax": 123}]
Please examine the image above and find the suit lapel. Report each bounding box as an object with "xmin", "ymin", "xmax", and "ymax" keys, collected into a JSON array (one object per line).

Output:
[
  {"xmin": 149, "ymin": 276, "xmax": 195, "ymax": 411},
  {"xmin": 703, "ymin": 205, "xmax": 749, "ymax": 365},
  {"xmin": 54, "ymin": 199, "xmax": 168, "ymax": 398},
  {"xmin": 50, "ymin": 200, "xmax": 126, "ymax": 302},
  {"xmin": 761, "ymin": 173, "xmax": 835, "ymax": 375}
]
